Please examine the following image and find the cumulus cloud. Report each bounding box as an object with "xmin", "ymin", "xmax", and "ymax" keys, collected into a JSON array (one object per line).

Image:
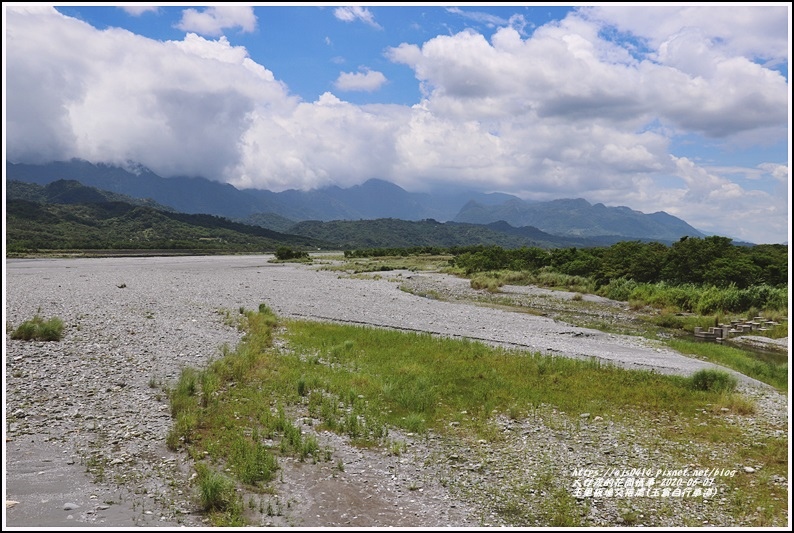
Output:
[
  {"xmin": 175, "ymin": 6, "xmax": 257, "ymax": 37},
  {"xmin": 230, "ymin": 93, "xmax": 407, "ymax": 191},
  {"xmin": 334, "ymin": 69, "xmax": 387, "ymax": 92},
  {"xmin": 661, "ymin": 157, "xmax": 789, "ymax": 243},
  {"xmin": 757, "ymin": 162, "xmax": 789, "ymax": 183},
  {"xmin": 387, "ymin": 14, "xmax": 787, "ymax": 139},
  {"xmin": 6, "ymin": 6, "xmax": 288, "ymax": 179},
  {"xmin": 120, "ymin": 6, "xmax": 158, "ymax": 17},
  {"xmin": 4, "ymin": 6, "xmax": 788, "ymax": 243},
  {"xmin": 334, "ymin": 6, "xmax": 382, "ymax": 29},
  {"xmin": 582, "ymin": 5, "xmax": 789, "ymax": 67}
]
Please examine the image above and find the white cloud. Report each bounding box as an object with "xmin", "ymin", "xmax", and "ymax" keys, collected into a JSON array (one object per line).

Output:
[
  {"xmin": 175, "ymin": 6, "xmax": 257, "ymax": 37},
  {"xmin": 231, "ymin": 94, "xmax": 407, "ymax": 191},
  {"xmin": 333, "ymin": 6, "xmax": 382, "ymax": 30},
  {"xmin": 6, "ymin": 7, "xmax": 289, "ymax": 179},
  {"xmin": 334, "ymin": 69, "xmax": 387, "ymax": 92},
  {"xmin": 387, "ymin": 13, "xmax": 787, "ymax": 140},
  {"xmin": 757, "ymin": 162, "xmax": 789, "ymax": 183},
  {"xmin": 582, "ymin": 5, "xmax": 789, "ymax": 67},
  {"xmin": 120, "ymin": 6, "xmax": 158, "ymax": 17},
  {"xmin": 446, "ymin": 7, "xmax": 508, "ymax": 28},
  {"xmin": 4, "ymin": 6, "xmax": 789, "ymax": 244},
  {"xmin": 659, "ymin": 157, "xmax": 789, "ymax": 243}
]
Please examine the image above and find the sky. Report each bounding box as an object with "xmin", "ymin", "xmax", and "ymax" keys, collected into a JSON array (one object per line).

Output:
[{"xmin": 2, "ymin": 3, "xmax": 791, "ymax": 245}]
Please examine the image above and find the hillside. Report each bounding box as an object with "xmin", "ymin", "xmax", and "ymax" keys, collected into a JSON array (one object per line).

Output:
[
  {"xmin": 6, "ymin": 160, "xmax": 710, "ymax": 243},
  {"xmin": 8, "ymin": 179, "xmax": 175, "ymax": 211},
  {"xmin": 455, "ymin": 198, "xmax": 705, "ymax": 241},
  {"xmin": 285, "ymin": 218, "xmax": 619, "ymax": 250},
  {"xmin": 5, "ymin": 199, "xmax": 331, "ymax": 253},
  {"xmin": 5, "ymin": 179, "xmax": 694, "ymax": 254}
]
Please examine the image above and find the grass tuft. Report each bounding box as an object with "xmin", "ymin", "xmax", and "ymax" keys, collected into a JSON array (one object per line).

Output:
[{"xmin": 10, "ymin": 314, "xmax": 64, "ymax": 341}]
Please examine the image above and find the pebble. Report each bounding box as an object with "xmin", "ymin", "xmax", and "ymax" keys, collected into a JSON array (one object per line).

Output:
[{"xmin": 5, "ymin": 256, "xmax": 788, "ymax": 527}]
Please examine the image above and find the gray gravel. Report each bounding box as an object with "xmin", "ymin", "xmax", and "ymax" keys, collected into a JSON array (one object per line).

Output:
[{"xmin": 4, "ymin": 254, "xmax": 789, "ymax": 527}]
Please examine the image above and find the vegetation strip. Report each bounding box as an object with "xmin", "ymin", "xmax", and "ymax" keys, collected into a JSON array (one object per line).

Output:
[{"xmin": 167, "ymin": 305, "xmax": 787, "ymax": 526}]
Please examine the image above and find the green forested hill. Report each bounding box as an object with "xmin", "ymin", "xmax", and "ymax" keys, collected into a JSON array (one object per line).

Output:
[
  {"xmin": 5, "ymin": 179, "xmax": 688, "ymax": 255},
  {"xmin": 6, "ymin": 200, "xmax": 332, "ymax": 253},
  {"xmin": 285, "ymin": 218, "xmax": 581, "ymax": 249},
  {"xmin": 8, "ymin": 179, "xmax": 175, "ymax": 211}
]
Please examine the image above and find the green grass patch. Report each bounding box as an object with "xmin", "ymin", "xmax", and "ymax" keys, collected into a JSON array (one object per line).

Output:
[
  {"xmin": 280, "ymin": 320, "xmax": 754, "ymax": 437},
  {"xmin": 168, "ymin": 305, "xmax": 786, "ymax": 526},
  {"xmin": 687, "ymin": 369, "xmax": 738, "ymax": 393},
  {"xmin": 322, "ymin": 254, "xmax": 453, "ymax": 274},
  {"xmin": 194, "ymin": 463, "xmax": 245, "ymax": 526},
  {"xmin": 668, "ymin": 339, "xmax": 788, "ymax": 392},
  {"xmin": 9, "ymin": 314, "xmax": 64, "ymax": 341}
]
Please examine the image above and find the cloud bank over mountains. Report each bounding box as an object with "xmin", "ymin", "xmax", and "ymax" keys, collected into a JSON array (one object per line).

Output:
[{"xmin": 4, "ymin": 5, "xmax": 789, "ymax": 244}]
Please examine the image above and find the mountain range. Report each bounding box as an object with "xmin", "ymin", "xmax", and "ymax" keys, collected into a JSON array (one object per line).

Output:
[{"xmin": 6, "ymin": 159, "xmax": 708, "ymax": 244}]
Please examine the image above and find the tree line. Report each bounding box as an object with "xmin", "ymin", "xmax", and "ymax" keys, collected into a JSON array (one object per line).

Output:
[
  {"xmin": 346, "ymin": 237, "xmax": 787, "ymax": 289},
  {"xmin": 447, "ymin": 237, "xmax": 787, "ymax": 289}
]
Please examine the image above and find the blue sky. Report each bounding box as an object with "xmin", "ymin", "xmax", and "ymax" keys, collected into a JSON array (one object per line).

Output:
[{"xmin": 3, "ymin": 3, "xmax": 791, "ymax": 244}]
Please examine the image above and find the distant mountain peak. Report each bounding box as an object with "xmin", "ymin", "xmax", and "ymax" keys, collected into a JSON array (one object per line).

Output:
[
  {"xmin": 454, "ymin": 195, "xmax": 704, "ymax": 241},
  {"xmin": 6, "ymin": 159, "xmax": 707, "ymax": 243}
]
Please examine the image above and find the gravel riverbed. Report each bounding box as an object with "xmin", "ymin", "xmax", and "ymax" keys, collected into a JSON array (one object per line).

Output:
[{"xmin": 3, "ymin": 255, "xmax": 789, "ymax": 528}]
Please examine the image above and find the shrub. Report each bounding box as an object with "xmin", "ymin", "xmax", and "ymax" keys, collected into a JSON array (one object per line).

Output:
[
  {"xmin": 599, "ymin": 277, "xmax": 638, "ymax": 302},
  {"xmin": 274, "ymin": 246, "xmax": 310, "ymax": 261},
  {"xmin": 688, "ymin": 369, "xmax": 737, "ymax": 393},
  {"xmin": 10, "ymin": 315, "xmax": 64, "ymax": 341}
]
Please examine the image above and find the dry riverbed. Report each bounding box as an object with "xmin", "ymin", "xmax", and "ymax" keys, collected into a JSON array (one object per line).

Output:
[{"xmin": 4, "ymin": 255, "xmax": 789, "ymax": 528}]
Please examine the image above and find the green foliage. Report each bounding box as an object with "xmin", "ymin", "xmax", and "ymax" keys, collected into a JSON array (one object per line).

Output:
[
  {"xmin": 230, "ymin": 434, "xmax": 278, "ymax": 485},
  {"xmin": 599, "ymin": 277, "xmax": 639, "ymax": 301},
  {"xmin": 344, "ymin": 245, "xmax": 448, "ymax": 258},
  {"xmin": 470, "ymin": 275, "xmax": 503, "ymax": 293},
  {"xmin": 451, "ymin": 245, "xmax": 552, "ymax": 274},
  {"xmin": 274, "ymin": 246, "xmax": 310, "ymax": 261},
  {"xmin": 596, "ymin": 280, "xmax": 787, "ymax": 315},
  {"xmin": 671, "ymin": 339, "xmax": 788, "ymax": 392},
  {"xmin": 687, "ymin": 369, "xmax": 738, "ymax": 393},
  {"xmin": 195, "ymin": 463, "xmax": 240, "ymax": 517},
  {"xmin": 168, "ymin": 305, "xmax": 786, "ymax": 526},
  {"xmin": 447, "ymin": 238, "xmax": 787, "ymax": 298},
  {"xmin": 10, "ymin": 314, "xmax": 64, "ymax": 341},
  {"xmin": 5, "ymin": 199, "xmax": 330, "ymax": 253}
]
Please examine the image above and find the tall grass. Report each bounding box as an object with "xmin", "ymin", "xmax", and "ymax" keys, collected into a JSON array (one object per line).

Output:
[
  {"xmin": 668, "ymin": 339, "xmax": 788, "ymax": 392},
  {"xmin": 598, "ymin": 279, "xmax": 787, "ymax": 315},
  {"xmin": 169, "ymin": 305, "xmax": 786, "ymax": 526},
  {"xmin": 280, "ymin": 321, "xmax": 754, "ymax": 436},
  {"xmin": 194, "ymin": 464, "xmax": 244, "ymax": 526}
]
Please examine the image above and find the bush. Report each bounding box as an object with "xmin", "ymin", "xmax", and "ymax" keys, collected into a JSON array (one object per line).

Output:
[
  {"xmin": 688, "ymin": 369, "xmax": 737, "ymax": 393},
  {"xmin": 470, "ymin": 275, "xmax": 502, "ymax": 293},
  {"xmin": 599, "ymin": 277, "xmax": 638, "ymax": 301},
  {"xmin": 10, "ymin": 315, "xmax": 64, "ymax": 341},
  {"xmin": 274, "ymin": 246, "xmax": 310, "ymax": 261}
]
